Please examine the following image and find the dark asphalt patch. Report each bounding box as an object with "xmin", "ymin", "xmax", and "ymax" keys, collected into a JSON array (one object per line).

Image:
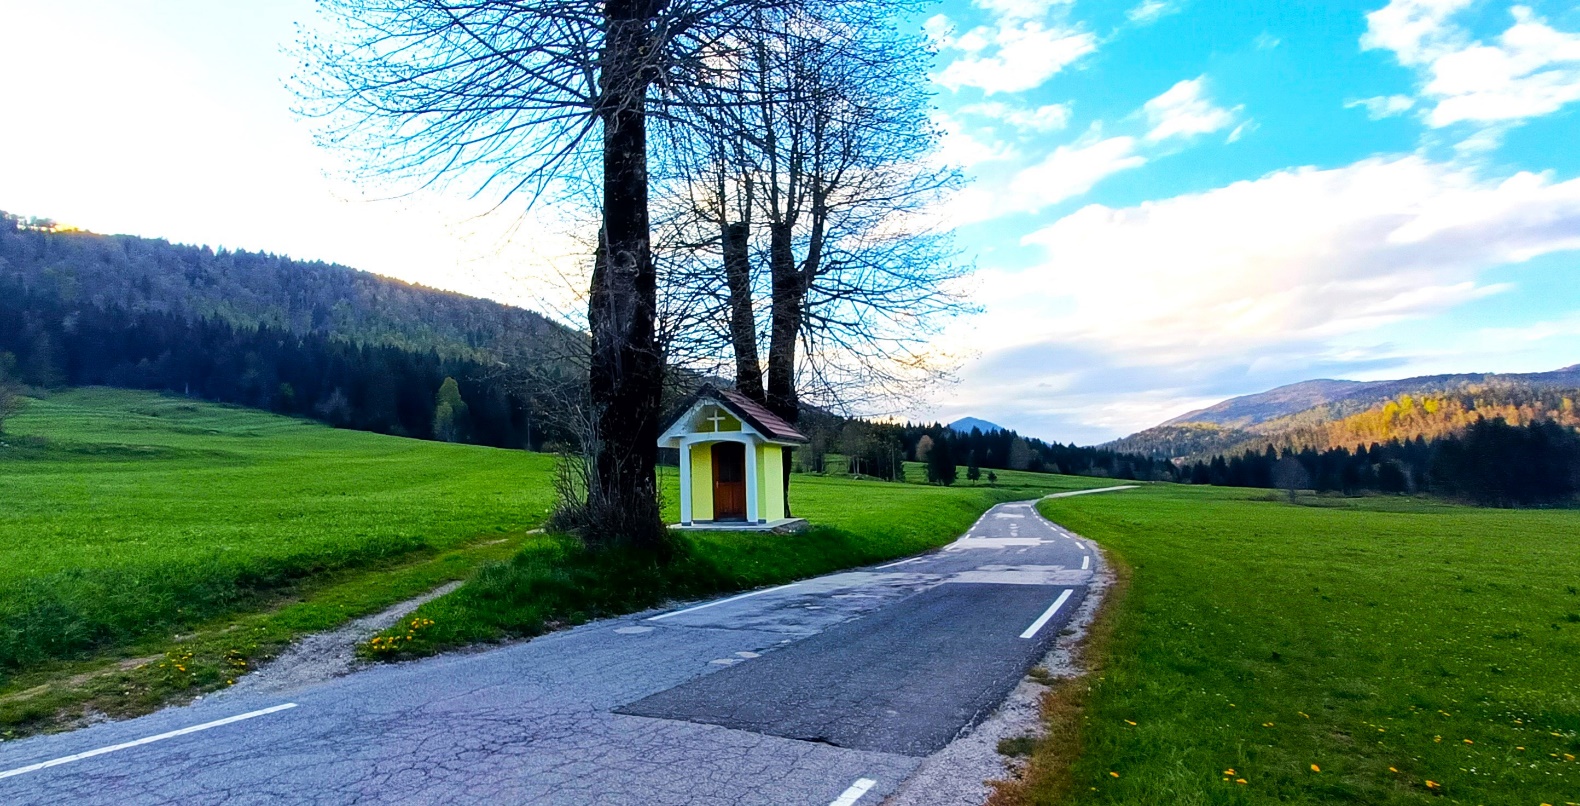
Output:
[{"xmin": 616, "ymin": 582, "xmax": 1084, "ymax": 756}]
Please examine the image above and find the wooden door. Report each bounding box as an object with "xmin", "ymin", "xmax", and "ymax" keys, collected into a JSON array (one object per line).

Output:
[{"xmin": 712, "ymin": 442, "xmax": 747, "ymax": 521}]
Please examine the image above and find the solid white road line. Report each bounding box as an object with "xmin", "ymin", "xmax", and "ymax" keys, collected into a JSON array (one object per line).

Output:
[
  {"xmin": 1040, "ymin": 485, "xmax": 1139, "ymax": 500},
  {"xmin": 1020, "ymin": 590, "xmax": 1075, "ymax": 640},
  {"xmin": 876, "ymin": 557, "xmax": 923, "ymax": 569},
  {"xmin": 647, "ymin": 583, "xmax": 799, "ymax": 621},
  {"xmin": 0, "ymin": 703, "xmax": 298, "ymax": 781},
  {"xmin": 1081, "ymin": 555, "xmax": 1091, "ymax": 570},
  {"xmin": 829, "ymin": 777, "xmax": 877, "ymax": 806}
]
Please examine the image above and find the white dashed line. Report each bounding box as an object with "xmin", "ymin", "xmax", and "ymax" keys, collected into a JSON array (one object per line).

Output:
[
  {"xmin": 1020, "ymin": 590, "xmax": 1075, "ymax": 639},
  {"xmin": 876, "ymin": 557, "xmax": 923, "ymax": 569},
  {"xmin": 1081, "ymin": 555, "xmax": 1091, "ymax": 570},
  {"xmin": 830, "ymin": 777, "xmax": 877, "ymax": 806},
  {"xmin": 647, "ymin": 583, "xmax": 799, "ymax": 621},
  {"xmin": 0, "ymin": 703, "xmax": 298, "ymax": 781}
]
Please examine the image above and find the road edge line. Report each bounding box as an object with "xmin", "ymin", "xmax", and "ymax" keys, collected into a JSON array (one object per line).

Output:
[{"xmin": 0, "ymin": 703, "xmax": 298, "ymax": 781}]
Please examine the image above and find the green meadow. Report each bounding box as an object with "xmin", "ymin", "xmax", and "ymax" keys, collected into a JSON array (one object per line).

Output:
[
  {"xmin": 1020, "ymin": 485, "xmax": 1580, "ymax": 806},
  {"xmin": 0, "ymin": 388, "xmax": 1104, "ymax": 734},
  {"xmin": 0, "ymin": 388, "xmax": 557, "ymax": 676}
]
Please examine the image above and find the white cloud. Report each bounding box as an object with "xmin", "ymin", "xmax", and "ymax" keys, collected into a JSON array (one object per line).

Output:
[
  {"xmin": 1143, "ymin": 77, "xmax": 1241, "ymax": 141},
  {"xmin": 974, "ymin": 0, "xmax": 1072, "ymax": 21},
  {"xmin": 934, "ymin": 113, "xmax": 1020, "ymax": 168},
  {"xmin": 1127, "ymin": 0, "xmax": 1173, "ymax": 25},
  {"xmin": 1364, "ymin": 1, "xmax": 1580, "ymax": 126},
  {"xmin": 1361, "ymin": 0, "xmax": 1473, "ymax": 65},
  {"xmin": 1008, "ymin": 137, "xmax": 1147, "ymax": 212},
  {"xmin": 1346, "ymin": 94, "xmax": 1417, "ymax": 119},
  {"xmin": 958, "ymin": 101, "xmax": 1073, "ymax": 132},
  {"xmin": 940, "ymin": 156, "xmax": 1580, "ymax": 437},
  {"xmin": 930, "ymin": 135, "xmax": 1144, "ymax": 229},
  {"xmin": 937, "ymin": 23, "xmax": 1098, "ymax": 94},
  {"xmin": 931, "ymin": 1, "xmax": 1096, "ymax": 95}
]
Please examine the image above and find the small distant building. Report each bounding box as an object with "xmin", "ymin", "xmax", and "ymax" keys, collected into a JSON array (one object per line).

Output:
[{"xmin": 657, "ymin": 384, "xmax": 809, "ymax": 530}]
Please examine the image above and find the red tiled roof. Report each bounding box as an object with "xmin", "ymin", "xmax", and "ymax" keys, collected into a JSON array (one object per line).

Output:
[
  {"xmin": 712, "ymin": 387, "xmax": 808, "ymax": 442},
  {"xmin": 664, "ymin": 384, "xmax": 809, "ymax": 443}
]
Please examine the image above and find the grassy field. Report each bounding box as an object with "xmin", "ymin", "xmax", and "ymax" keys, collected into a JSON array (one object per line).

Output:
[
  {"xmin": 0, "ymin": 388, "xmax": 1106, "ymax": 735},
  {"xmin": 1010, "ymin": 485, "xmax": 1580, "ymax": 805},
  {"xmin": 0, "ymin": 388, "xmax": 558, "ymax": 676}
]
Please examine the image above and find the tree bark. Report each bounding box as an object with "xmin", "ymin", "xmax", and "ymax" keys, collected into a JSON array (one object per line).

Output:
[
  {"xmin": 722, "ymin": 220, "xmax": 765, "ymax": 403},
  {"xmin": 766, "ymin": 221, "xmax": 807, "ymax": 516},
  {"xmin": 587, "ymin": 0, "xmax": 665, "ymax": 546}
]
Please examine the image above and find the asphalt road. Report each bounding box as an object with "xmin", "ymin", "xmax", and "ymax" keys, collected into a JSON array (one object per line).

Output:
[{"xmin": 0, "ymin": 497, "xmax": 1106, "ymax": 805}]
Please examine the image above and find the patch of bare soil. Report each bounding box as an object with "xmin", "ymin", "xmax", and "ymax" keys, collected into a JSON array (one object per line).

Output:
[{"xmin": 225, "ymin": 581, "xmax": 462, "ymax": 695}]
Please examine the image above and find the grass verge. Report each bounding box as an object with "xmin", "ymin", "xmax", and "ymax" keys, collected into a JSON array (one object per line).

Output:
[
  {"xmin": 0, "ymin": 532, "xmax": 533, "ymax": 739},
  {"xmin": 1020, "ymin": 485, "xmax": 1580, "ymax": 805},
  {"xmin": 988, "ymin": 549, "xmax": 1133, "ymax": 805}
]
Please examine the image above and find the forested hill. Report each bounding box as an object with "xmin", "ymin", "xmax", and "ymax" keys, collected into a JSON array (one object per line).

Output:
[
  {"xmin": 1109, "ymin": 367, "xmax": 1580, "ymax": 461},
  {"xmin": 0, "ymin": 212, "xmax": 584, "ymax": 450},
  {"xmin": 0, "ymin": 212, "xmax": 568, "ymax": 359}
]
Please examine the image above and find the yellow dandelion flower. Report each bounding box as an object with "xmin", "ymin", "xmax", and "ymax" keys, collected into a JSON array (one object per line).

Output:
[
  {"xmin": 1109, "ymin": 771, "xmax": 1119, "ymax": 778},
  {"xmin": 1235, "ymin": 779, "xmax": 1247, "ymax": 785},
  {"xmin": 1389, "ymin": 767, "xmax": 1398, "ymax": 773},
  {"xmin": 1424, "ymin": 780, "xmax": 1440, "ymax": 790},
  {"xmin": 1124, "ymin": 720, "xmax": 1137, "ymax": 726},
  {"xmin": 1310, "ymin": 764, "xmax": 1320, "ymax": 773}
]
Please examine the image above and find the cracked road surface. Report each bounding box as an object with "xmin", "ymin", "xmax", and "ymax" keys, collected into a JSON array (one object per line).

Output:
[{"xmin": 0, "ymin": 500, "xmax": 1101, "ymax": 805}]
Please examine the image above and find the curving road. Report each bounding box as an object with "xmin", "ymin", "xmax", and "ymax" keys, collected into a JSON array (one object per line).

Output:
[{"xmin": 0, "ymin": 498, "xmax": 1109, "ymax": 805}]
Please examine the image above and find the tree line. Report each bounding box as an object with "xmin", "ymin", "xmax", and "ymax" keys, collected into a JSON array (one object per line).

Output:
[
  {"xmin": 1179, "ymin": 418, "xmax": 1580, "ymax": 507},
  {"xmin": 0, "ymin": 281, "xmax": 575, "ymax": 449},
  {"xmin": 788, "ymin": 416, "xmax": 1176, "ymax": 484}
]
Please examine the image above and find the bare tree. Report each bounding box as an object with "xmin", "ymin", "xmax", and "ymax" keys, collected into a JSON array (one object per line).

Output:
[
  {"xmin": 300, "ymin": 0, "xmax": 813, "ymax": 547},
  {"xmin": 652, "ymin": 2, "xmax": 969, "ymax": 510}
]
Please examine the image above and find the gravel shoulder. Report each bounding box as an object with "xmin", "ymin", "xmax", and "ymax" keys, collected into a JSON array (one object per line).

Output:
[{"xmin": 226, "ymin": 581, "xmax": 463, "ymax": 695}]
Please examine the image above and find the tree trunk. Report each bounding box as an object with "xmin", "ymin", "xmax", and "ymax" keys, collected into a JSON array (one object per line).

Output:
[
  {"xmin": 587, "ymin": 0, "xmax": 664, "ymax": 547},
  {"xmin": 766, "ymin": 221, "xmax": 806, "ymax": 516},
  {"xmin": 722, "ymin": 220, "xmax": 765, "ymax": 402}
]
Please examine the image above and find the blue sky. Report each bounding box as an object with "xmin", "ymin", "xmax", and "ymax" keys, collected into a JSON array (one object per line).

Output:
[
  {"xmin": 1, "ymin": 1, "xmax": 1577, "ymax": 444},
  {"xmin": 925, "ymin": 0, "xmax": 1580, "ymax": 441}
]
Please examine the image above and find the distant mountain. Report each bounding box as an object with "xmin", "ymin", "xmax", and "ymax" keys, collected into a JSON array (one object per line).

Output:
[
  {"xmin": 949, "ymin": 416, "xmax": 1004, "ymax": 434},
  {"xmin": 1164, "ymin": 379, "xmax": 1368, "ymax": 429},
  {"xmin": 0, "ymin": 211, "xmax": 571, "ymax": 360},
  {"xmin": 1109, "ymin": 366, "xmax": 1580, "ymax": 460}
]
